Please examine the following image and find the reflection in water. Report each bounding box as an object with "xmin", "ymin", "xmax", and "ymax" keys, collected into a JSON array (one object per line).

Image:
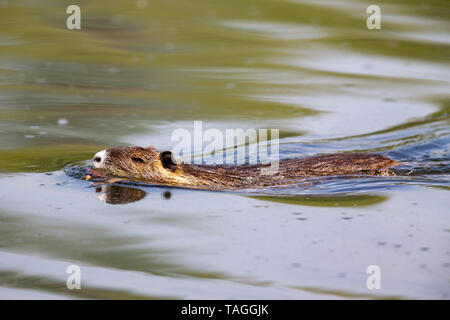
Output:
[
  {"xmin": 94, "ymin": 184, "xmax": 173, "ymax": 204},
  {"xmin": 249, "ymin": 194, "xmax": 388, "ymax": 207},
  {"xmin": 95, "ymin": 185, "xmax": 146, "ymax": 204}
]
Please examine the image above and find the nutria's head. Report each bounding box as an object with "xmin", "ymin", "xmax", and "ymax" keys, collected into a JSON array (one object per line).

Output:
[{"xmin": 92, "ymin": 146, "xmax": 185, "ymax": 183}]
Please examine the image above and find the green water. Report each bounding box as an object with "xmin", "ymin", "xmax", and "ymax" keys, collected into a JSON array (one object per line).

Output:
[{"xmin": 0, "ymin": 0, "xmax": 449, "ymax": 299}]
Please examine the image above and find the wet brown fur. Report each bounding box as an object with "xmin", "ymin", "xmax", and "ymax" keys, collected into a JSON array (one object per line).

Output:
[{"xmin": 95, "ymin": 146, "xmax": 398, "ymax": 190}]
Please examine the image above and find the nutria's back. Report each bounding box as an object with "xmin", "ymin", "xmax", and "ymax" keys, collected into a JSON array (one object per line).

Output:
[
  {"xmin": 182, "ymin": 153, "xmax": 397, "ymax": 188},
  {"xmin": 91, "ymin": 146, "xmax": 398, "ymax": 189}
]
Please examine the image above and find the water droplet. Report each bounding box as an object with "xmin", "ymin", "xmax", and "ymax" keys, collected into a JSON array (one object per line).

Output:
[
  {"xmin": 35, "ymin": 77, "xmax": 46, "ymax": 84},
  {"xmin": 164, "ymin": 42, "xmax": 175, "ymax": 50},
  {"xmin": 108, "ymin": 67, "xmax": 119, "ymax": 74},
  {"xmin": 58, "ymin": 118, "xmax": 69, "ymax": 125},
  {"xmin": 245, "ymin": 57, "xmax": 255, "ymax": 65},
  {"xmin": 136, "ymin": 0, "xmax": 148, "ymax": 9}
]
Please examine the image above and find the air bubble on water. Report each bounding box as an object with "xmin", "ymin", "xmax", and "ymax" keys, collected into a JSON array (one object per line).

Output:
[
  {"xmin": 112, "ymin": 15, "xmax": 123, "ymax": 25},
  {"xmin": 136, "ymin": 0, "xmax": 148, "ymax": 9},
  {"xmin": 108, "ymin": 67, "xmax": 119, "ymax": 74},
  {"xmin": 226, "ymin": 83, "xmax": 235, "ymax": 89},
  {"xmin": 164, "ymin": 43, "xmax": 175, "ymax": 50},
  {"xmin": 30, "ymin": 125, "xmax": 40, "ymax": 130},
  {"xmin": 245, "ymin": 57, "xmax": 255, "ymax": 65},
  {"xmin": 58, "ymin": 118, "xmax": 69, "ymax": 125},
  {"xmin": 39, "ymin": 131, "xmax": 47, "ymax": 135},
  {"xmin": 24, "ymin": 135, "xmax": 35, "ymax": 139},
  {"xmin": 247, "ymin": 6, "xmax": 261, "ymax": 17}
]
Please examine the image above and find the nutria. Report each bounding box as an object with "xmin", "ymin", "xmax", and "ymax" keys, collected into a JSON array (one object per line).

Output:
[{"xmin": 91, "ymin": 146, "xmax": 398, "ymax": 190}]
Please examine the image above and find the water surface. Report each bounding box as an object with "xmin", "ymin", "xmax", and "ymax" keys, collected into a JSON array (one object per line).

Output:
[{"xmin": 0, "ymin": 0, "xmax": 449, "ymax": 299}]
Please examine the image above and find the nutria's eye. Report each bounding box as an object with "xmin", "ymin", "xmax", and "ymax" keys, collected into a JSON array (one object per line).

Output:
[{"xmin": 131, "ymin": 157, "xmax": 145, "ymax": 163}]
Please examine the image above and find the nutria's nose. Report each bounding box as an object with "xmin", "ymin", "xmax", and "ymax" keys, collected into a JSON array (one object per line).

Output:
[{"xmin": 93, "ymin": 150, "xmax": 107, "ymax": 168}]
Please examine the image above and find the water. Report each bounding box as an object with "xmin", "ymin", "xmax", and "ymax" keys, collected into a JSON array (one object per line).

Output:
[{"xmin": 0, "ymin": 0, "xmax": 449, "ymax": 299}]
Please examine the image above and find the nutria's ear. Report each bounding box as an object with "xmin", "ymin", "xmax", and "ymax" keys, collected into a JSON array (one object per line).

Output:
[
  {"xmin": 159, "ymin": 151, "xmax": 178, "ymax": 171},
  {"xmin": 145, "ymin": 146, "xmax": 157, "ymax": 152}
]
